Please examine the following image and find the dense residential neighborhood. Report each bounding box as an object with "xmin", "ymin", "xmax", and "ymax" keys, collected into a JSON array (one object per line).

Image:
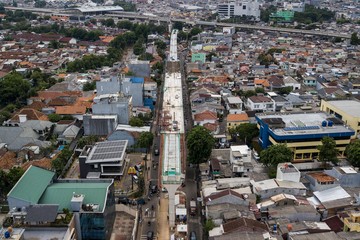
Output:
[{"xmin": 2, "ymin": 0, "xmax": 360, "ymax": 240}]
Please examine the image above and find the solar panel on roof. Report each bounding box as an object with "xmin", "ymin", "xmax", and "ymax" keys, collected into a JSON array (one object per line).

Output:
[{"xmin": 284, "ymin": 126, "xmax": 320, "ymax": 131}]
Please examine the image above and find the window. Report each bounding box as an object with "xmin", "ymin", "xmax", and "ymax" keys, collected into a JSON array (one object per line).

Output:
[{"xmin": 243, "ymin": 5, "xmax": 246, "ymax": 9}]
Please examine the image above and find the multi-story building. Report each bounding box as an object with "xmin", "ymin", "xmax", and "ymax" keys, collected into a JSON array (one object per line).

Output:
[
  {"xmin": 256, "ymin": 112, "xmax": 355, "ymax": 162},
  {"xmin": 230, "ymin": 145, "xmax": 253, "ymax": 176},
  {"xmin": 7, "ymin": 166, "xmax": 115, "ymax": 240},
  {"xmin": 320, "ymin": 99, "xmax": 360, "ymax": 138},
  {"xmin": 79, "ymin": 140, "xmax": 128, "ymax": 179},
  {"xmin": 218, "ymin": 0, "xmax": 260, "ymax": 20},
  {"xmin": 245, "ymin": 96, "xmax": 275, "ymax": 112},
  {"xmin": 92, "ymin": 93, "xmax": 132, "ymax": 124}
]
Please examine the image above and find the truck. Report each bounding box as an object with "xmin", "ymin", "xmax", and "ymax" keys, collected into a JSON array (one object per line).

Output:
[{"xmin": 190, "ymin": 200, "xmax": 196, "ymax": 216}]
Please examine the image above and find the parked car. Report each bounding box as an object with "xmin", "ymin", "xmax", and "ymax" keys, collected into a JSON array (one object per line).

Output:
[
  {"xmin": 150, "ymin": 184, "xmax": 158, "ymax": 194},
  {"xmin": 190, "ymin": 231, "xmax": 197, "ymax": 240},
  {"xmin": 132, "ymin": 175, "xmax": 139, "ymax": 183},
  {"xmin": 147, "ymin": 231, "xmax": 154, "ymax": 240},
  {"xmin": 252, "ymin": 150, "xmax": 260, "ymax": 160},
  {"xmin": 135, "ymin": 163, "xmax": 142, "ymax": 172},
  {"xmin": 154, "ymin": 148, "xmax": 159, "ymax": 156}
]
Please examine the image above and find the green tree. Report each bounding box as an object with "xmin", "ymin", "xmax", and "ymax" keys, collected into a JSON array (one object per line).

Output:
[
  {"xmin": 113, "ymin": 0, "xmax": 136, "ymax": 11},
  {"xmin": 205, "ymin": 219, "xmax": 215, "ymax": 232},
  {"xmin": 187, "ymin": 126, "xmax": 215, "ymax": 164},
  {"xmin": 137, "ymin": 132, "xmax": 154, "ymax": 149},
  {"xmin": 129, "ymin": 117, "xmax": 144, "ymax": 127},
  {"xmin": 0, "ymin": 73, "xmax": 31, "ymax": 106},
  {"xmin": 83, "ymin": 81, "xmax": 96, "ymax": 91},
  {"xmin": 173, "ymin": 22, "xmax": 183, "ymax": 31},
  {"xmin": 101, "ymin": 18, "xmax": 115, "ymax": 28},
  {"xmin": 49, "ymin": 40, "xmax": 61, "ymax": 49},
  {"xmin": 133, "ymin": 38, "xmax": 145, "ymax": 56},
  {"xmin": 155, "ymin": 40, "xmax": 166, "ymax": 50},
  {"xmin": 232, "ymin": 123, "xmax": 259, "ymax": 146},
  {"xmin": 117, "ymin": 20, "xmax": 133, "ymax": 30},
  {"xmin": 346, "ymin": 140, "xmax": 360, "ymax": 167},
  {"xmin": 189, "ymin": 27, "xmax": 202, "ymax": 37},
  {"xmin": 34, "ymin": 0, "xmax": 46, "ymax": 8},
  {"xmin": 351, "ymin": 32, "xmax": 360, "ymax": 45},
  {"xmin": 260, "ymin": 144, "xmax": 292, "ymax": 167},
  {"xmin": 77, "ymin": 135, "xmax": 99, "ymax": 149},
  {"xmin": 260, "ymin": 5, "xmax": 277, "ymax": 22},
  {"xmin": 317, "ymin": 136, "xmax": 339, "ymax": 166},
  {"xmin": 48, "ymin": 113, "xmax": 62, "ymax": 122}
]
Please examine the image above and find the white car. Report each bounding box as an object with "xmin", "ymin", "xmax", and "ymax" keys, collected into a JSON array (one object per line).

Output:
[{"xmin": 253, "ymin": 150, "xmax": 260, "ymax": 160}]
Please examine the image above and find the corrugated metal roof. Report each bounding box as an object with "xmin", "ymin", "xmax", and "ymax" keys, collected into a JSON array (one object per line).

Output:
[{"xmin": 313, "ymin": 186, "xmax": 350, "ymax": 203}]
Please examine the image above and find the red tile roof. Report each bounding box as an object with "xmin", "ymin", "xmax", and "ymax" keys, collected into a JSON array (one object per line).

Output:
[
  {"xmin": 194, "ymin": 110, "xmax": 217, "ymax": 122},
  {"xmin": 223, "ymin": 217, "xmax": 268, "ymax": 233},
  {"xmin": 11, "ymin": 108, "xmax": 48, "ymax": 122}
]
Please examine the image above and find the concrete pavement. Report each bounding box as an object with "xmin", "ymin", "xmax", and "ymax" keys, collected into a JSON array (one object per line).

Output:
[{"xmin": 157, "ymin": 194, "xmax": 170, "ymax": 240}]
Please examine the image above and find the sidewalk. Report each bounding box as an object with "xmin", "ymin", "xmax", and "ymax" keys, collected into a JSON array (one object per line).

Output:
[{"xmin": 157, "ymin": 195, "xmax": 170, "ymax": 240}]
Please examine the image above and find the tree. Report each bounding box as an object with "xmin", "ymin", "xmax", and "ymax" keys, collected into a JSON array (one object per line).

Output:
[
  {"xmin": 260, "ymin": 144, "xmax": 292, "ymax": 167},
  {"xmin": 77, "ymin": 135, "xmax": 99, "ymax": 149},
  {"xmin": 232, "ymin": 123, "xmax": 259, "ymax": 146},
  {"xmin": 155, "ymin": 40, "xmax": 166, "ymax": 50},
  {"xmin": 173, "ymin": 21, "xmax": 183, "ymax": 31},
  {"xmin": 137, "ymin": 132, "xmax": 154, "ymax": 149},
  {"xmin": 351, "ymin": 32, "xmax": 360, "ymax": 45},
  {"xmin": 48, "ymin": 113, "xmax": 62, "ymax": 122},
  {"xmin": 317, "ymin": 136, "xmax": 338, "ymax": 166},
  {"xmin": 0, "ymin": 73, "xmax": 31, "ymax": 106},
  {"xmin": 205, "ymin": 219, "xmax": 215, "ymax": 232},
  {"xmin": 129, "ymin": 117, "xmax": 144, "ymax": 127},
  {"xmin": 83, "ymin": 81, "xmax": 96, "ymax": 91},
  {"xmin": 117, "ymin": 20, "xmax": 133, "ymax": 30},
  {"xmin": 187, "ymin": 126, "xmax": 215, "ymax": 164},
  {"xmin": 34, "ymin": 0, "xmax": 46, "ymax": 8},
  {"xmin": 345, "ymin": 140, "xmax": 360, "ymax": 167},
  {"xmin": 189, "ymin": 27, "xmax": 202, "ymax": 37}
]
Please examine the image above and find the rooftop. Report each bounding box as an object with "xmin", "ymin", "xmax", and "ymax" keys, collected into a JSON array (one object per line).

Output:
[
  {"xmin": 325, "ymin": 100, "xmax": 360, "ymax": 118},
  {"xmin": 86, "ymin": 140, "xmax": 128, "ymax": 164},
  {"xmin": 313, "ymin": 186, "xmax": 350, "ymax": 203},
  {"xmin": 307, "ymin": 172, "xmax": 336, "ymax": 183},
  {"xmin": 39, "ymin": 180, "xmax": 112, "ymax": 213},
  {"xmin": 227, "ymin": 96, "xmax": 243, "ymax": 104},
  {"xmin": 7, "ymin": 166, "xmax": 55, "ymax": 204},
  {"xmin": 257, "ymin": 112, "xmax": 354, "ymax": 136}
]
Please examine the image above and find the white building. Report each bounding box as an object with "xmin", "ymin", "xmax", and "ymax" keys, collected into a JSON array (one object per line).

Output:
[
  {"xmin": 230, "ymin": 145, "xmax": 252, "ymax": 176},
  {"xmin": 245, "ymin": 95, "xmax": 275, "ymax": 112},
  {"xmin": 218, "ymin": 0, "xmax": 260, "ymax": 20},
  {"xmin": 276, "ymin": 162, "xmax": 301, "ymax": 183}
]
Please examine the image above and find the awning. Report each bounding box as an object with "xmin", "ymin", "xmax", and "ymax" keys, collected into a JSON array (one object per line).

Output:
[
  {"xmin": 177, "ymin": 224, "xmax": 187, "ymax": 232},
  {"xmin": 176, "ymin": 208, "xmax": 187, "ymax": 216}
]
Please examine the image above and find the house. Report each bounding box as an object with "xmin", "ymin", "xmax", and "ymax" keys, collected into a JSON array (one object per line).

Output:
[
  {"xmin": 199, "ymin": 162, "xmax": 210, "ymax": 181},
  {"xmin": 343, "ymin": 211, "xmax": 360, "ymax": 232},
  {"xmin": 245, "ymin": 96, "xmax": 275, "ymax": 112},
  {"xmin": 229, "ymin": 145, "xmax": 252, "ymax": 177},
  {"xmin": 209, "ymin": 217, "xmax": 268, "ymax": 240},
  {"xmin": 227, "ymin": 113, "xmax": 249, "ymax": 130},
  {"xmin": 194, "ymin": 110, "xmax": 218, "ymax": 126},
  {"xmin": 276, "ymin": 163, "xmax": 301, "ymax": 183},
  {"xmin": 268, "ymin": 205, "xmax": 321, "ymax": 222},
  {"xmin": 57, "ymin": 124, "xmax": 81, "ymax": 145},
  {"xmin": 6, "ymin": 165, "xmax": 115, "ymax": 240},
  {"xmin": 303, "ymin": 76, "xmax": 317, "ymax": 87},
  {"xmin": 56, "ymin": 105, "xmax": 87, "ymax": 120},
  {"xmin": 79, "ymin": 140, "xmax": 128, "ymax": 178},
  {"xmin": 251, "ymin": 179, "xmax": 307, "ymax": 199},
  {"xmin": 204, "ymin": 189, "xmax": 255, "ymax": 225},
  {"xmin": 0, "ymin": 120, "xmax": 53, "ymax": 151},
  {"xmin": 143, "ymin": 79, "xmax": 157, "ymax": 110},
  {"xmin": 325, "ymin": 166, "xmax": 360, "ymax": 188},
  {"xmin": 307, "ymin": 186, "xmax": 353, "ymax": 218},
  {"xmin": 225, "ymin": 96, "xmax": 243, "ymax": 114},
  {"xmin": 305, "ymin": 172, "xmax": 338, "ymax": 192}
]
